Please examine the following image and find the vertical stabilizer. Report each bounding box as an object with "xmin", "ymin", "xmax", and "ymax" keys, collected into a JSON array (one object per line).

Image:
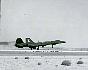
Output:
[
  {"xmin": 16, "ymin": 38, "xmax": 24, "ymax": 44},
  {"xmin": 26, "ymin": 38, "xmax": 34, "ymax": 44}
]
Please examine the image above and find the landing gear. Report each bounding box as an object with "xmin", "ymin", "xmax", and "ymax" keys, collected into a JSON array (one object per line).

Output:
[
  {"xmin": 52, "ymin": 44, "xmax": 53, "ymax": 48},
  {"xmin": 30, "ymin": 48, "xmax": 32, "ymax": 50},
  {"xmin": 42, "ymin": 46, "xmax": 44, "ymax": 48},
  {"xmin": 37, "ymin": 46, "xmax": 39, "ymax": 50}
]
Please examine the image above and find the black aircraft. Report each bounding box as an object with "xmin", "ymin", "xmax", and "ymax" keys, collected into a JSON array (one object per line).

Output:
[{"xmin": 15, "ymin": 38, "xmax": 66, "ymax": 50}]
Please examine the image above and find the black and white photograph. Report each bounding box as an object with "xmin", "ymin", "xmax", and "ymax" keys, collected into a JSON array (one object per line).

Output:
[{"xmin": 0, "ymin": 0, "xmax": 88, "ymax": 70}]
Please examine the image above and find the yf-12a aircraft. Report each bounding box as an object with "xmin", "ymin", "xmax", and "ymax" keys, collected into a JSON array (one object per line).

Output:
[{"xmin": 15, "ymin": 38, "xmax": 66, "ymax": 50}]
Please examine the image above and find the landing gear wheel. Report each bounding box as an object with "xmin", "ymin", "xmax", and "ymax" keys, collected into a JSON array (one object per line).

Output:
[
  {"xmin": 31, "ymin": 48, "xmax": 32, "ymax": 50},
  {"xmin": 37, "ymin": 47, "xmax": 39, "ymax": 50}
]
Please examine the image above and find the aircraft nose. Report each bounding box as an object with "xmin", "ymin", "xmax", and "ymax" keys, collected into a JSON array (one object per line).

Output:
[{"xmin": 60, "ymin": 41, "xmax": 66, "ymax": 43}]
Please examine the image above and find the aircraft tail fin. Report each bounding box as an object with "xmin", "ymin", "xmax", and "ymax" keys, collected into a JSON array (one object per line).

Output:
[
  {"xmin": 26, "ymin": 38, "xmax": 34, "ymax": 44},
  {"xmin": 16, "ymin": 38, "xmax": 24, "ymax": 44}
]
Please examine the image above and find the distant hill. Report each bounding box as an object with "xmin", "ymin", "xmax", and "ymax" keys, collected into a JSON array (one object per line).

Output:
[
  {"xmin": 0, "ymin": 42, "xmax": 9, "ymax": 45},
  {"xmin": 0, "ymin": 41, "xmax": 16, "ymax": 45}
]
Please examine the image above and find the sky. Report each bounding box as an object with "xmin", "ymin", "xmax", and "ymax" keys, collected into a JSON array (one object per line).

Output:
[
  {"xmin": 0, "ymin": 0, "xmax": 1, "ymax": 31},
  {"xmin": 1, "ymin": 0, "xmax": 88, "ymax": 48}
]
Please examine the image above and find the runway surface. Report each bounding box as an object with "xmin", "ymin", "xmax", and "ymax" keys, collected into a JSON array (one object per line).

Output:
[{"xmin": 0, "ymin": 50, "xmax": 88, "ymax": 56}]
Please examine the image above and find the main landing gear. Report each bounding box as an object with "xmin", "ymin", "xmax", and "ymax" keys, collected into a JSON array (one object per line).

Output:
[
  {"xmin": 52, "ymin": 44, "xmax": 53, "ymax": 48},
  {"xmin": 37, "ymin": 46, "xmax": 39, "ymax": 50}
]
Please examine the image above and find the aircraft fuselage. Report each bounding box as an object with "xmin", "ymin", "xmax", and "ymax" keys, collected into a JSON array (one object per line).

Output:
[{"xmin": 15, "ymin": 38, "xmax": 66, "ymax": 50}]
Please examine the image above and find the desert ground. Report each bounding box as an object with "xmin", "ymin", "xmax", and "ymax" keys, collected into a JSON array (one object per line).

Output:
[
  {"xmin": 0, "ymin": 45, "xmax": 88, "ymax": 70},
  {"xmin": 0, "ymin": 56, "xmax": 88, "ymax": 70}
]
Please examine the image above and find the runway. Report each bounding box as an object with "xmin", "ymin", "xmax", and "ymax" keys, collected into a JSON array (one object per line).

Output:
[
  {"xmin": 0, "ymin": 50, "xmax": 88, "ymax": 56},
  {"xmin": 0, "ymin": 50, "xmax": 88, "ymax": 70}
]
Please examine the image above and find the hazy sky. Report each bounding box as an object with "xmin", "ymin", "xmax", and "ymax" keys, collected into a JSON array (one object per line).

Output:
[
  {"xmin": 0, "ymin": 0, "xmax": 1, "ymax": 32},
  {"xmin": 1, "ymin": 0, "xmax": 88, "ymax": 48}
]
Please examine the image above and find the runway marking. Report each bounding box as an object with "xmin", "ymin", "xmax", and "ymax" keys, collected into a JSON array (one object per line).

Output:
[{"xmin": 0, "ymin": 50, "xmax": 88, "ymax": 56}]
